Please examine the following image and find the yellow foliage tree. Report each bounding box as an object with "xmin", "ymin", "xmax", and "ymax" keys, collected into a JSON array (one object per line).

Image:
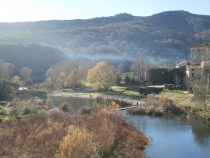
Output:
[
  {"xmin": 57, "ymin": 125, "xmax": 96, "ymax": 158},
  {"xmin": 108, "ymin": 101, "xmax": 120, "ymax": 110},
  {"xmin": 87, "ymin": 61, "xmax": 116, "ymax": 90}
]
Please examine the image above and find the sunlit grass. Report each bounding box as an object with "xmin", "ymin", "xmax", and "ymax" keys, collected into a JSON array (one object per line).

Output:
[
  {"xmin": 110, "ymin": 86, "xmax": 141, "ymax": 97},
  {"xmin": 110, "ymin": 86, "xmax": 126, "ymax": 92},
  {"xmin": 123, "ymin": 90, "xmax": 141, "ymax": 97},
  {"xmin": 156, "ymin": 90, "xmax": 200, "ymax": 109}
]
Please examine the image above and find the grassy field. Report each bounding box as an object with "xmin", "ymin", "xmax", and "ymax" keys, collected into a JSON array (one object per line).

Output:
[
  {"xmin": 156, "ymin": 90, "xmax": 196, "ymax": 108},
  {"xmin": 110, "ymin": 86, "xmax": 142, "ymax": 97},
  {"xmin": 110, "ymin": 86, "xmax": 127, "ymax": 92}
]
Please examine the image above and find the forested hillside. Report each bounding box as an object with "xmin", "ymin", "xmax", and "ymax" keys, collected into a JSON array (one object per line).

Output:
[{"xmin": 0, "ymin": 11, "xmax": 210, "ymax": 62}]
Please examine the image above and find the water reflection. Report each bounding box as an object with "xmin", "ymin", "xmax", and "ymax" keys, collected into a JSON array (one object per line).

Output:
[
  {"xmin": 189, "ymin": 115, "xmax": 210, "ymax": 148},
  {"xmin": 124, "ymin": 112, "xmax": 210, "ymax": 158},
  {"xmin": 50, "ymin": 96, "xmax": 94, "ymax": 115}
]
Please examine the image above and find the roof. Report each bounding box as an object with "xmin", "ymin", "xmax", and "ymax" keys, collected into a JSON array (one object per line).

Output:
[
  {"xmin": 186, "ymin": 64, "xmax": 202, "ymax": 69},
  {"xmin": 201, "ymin": 59, "xmax": 210, "ymax": 62},
  {"xmin": 192, "ymin": 43, "xmax": 210, "ymax": 49}
]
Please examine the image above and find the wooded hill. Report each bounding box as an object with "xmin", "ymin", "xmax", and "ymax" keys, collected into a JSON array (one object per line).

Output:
[
  {"xmin": 0, "ymin": 11, "xmax": 210, "ymax": 62},
  {"xmin": 0, "ymin": 44, "xmax": 66, "ymax": 82}
]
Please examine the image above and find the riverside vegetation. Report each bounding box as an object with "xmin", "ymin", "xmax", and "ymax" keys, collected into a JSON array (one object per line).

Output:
[
  {"xmin": 127, "ymin": 96, "xmax": 184, "ymax": 116},
  {"xmin": 0, "ymin": 109, "xmax": 148, "ymax": 158}
]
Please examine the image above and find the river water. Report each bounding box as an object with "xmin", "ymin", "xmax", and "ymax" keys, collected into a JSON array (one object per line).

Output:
[
  {"xmin": 50, "ymin": 95, "xmax": 210, "ymax": 158},
  {"xmin": 123, "ymin": 112, "xmax": 210, "ymax": 158}
]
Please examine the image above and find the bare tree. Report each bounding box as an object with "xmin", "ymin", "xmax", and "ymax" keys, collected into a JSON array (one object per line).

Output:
[
  {"xmin": 131, "ymin": 56, "xmax": 151, "ymax": 84},
  {"xmin": 192, "ymin": 77, "xmax": 208, "ymax": 110},
  {"xmin": 20, "ymin": 67, "xmax": 33, "ymax": 85},
  {"xmin": 0, "ymin": 59, "xmax": 14, "ymax": 80}
]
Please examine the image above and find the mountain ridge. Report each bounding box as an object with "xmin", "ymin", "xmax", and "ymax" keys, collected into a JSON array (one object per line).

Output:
[{"xmin": 0, "ymin": 10, "xmax": 210, "ymax": 62}]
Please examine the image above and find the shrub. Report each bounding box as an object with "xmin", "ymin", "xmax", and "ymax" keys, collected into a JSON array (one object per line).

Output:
[
  {"xmin": 57, "ymin": 126, "xmax": 96, "ymax": 158},
  {"xmin": 91, "ymin": 101, "xmax": 103, "ymax": 113},
  {"xmin": 60, "ymin": 104, "xmax": 68, "ymax": 112},
  {"xmin": 107, "ymin": 101, "xmax": 120, "ymax": 110},
  {"xmin": 128, "ymin": 96, "xmax": 184, "ymax": 116},
  {"xmin": 0, "ymin": 107, "xmax": 7, "ymax": 116},
  {"xmin": 80, "ymin": 107, "xmax": 91, "ymax": 115},
  {"xmin": 22, "ymin": 107, "xmax": 33, "ymax": 115}
]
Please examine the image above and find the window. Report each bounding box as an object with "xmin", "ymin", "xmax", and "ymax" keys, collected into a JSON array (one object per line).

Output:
[
  {"xmin": 192, "ymin": 73, "xmax": 194, "ymax": 78},
  {"xmin": 192, "ymin": 69, "xmax": 194, "ymax": 71}
]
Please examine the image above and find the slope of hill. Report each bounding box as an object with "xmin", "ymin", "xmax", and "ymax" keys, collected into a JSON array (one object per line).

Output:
[
  {"xmin": 0, "ymin": 11, "xmax": 210, "ymax": 62},
  {"xmin": 0, "ymin": 44, "xmax": 66, "ymax": 82}
]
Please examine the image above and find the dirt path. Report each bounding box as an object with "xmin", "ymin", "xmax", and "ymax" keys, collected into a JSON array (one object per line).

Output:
[{"xmin": 49, "ymin": 91, "xmax": 145, "ymax": 106}]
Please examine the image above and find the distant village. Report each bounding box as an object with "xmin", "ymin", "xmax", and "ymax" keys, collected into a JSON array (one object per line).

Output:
[{"xmin": 121, "ymin": 43, "xmax": 210, "ymax": 95}]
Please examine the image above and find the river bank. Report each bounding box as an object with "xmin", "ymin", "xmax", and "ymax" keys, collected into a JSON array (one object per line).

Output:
[
  {"xmin": 49, "ymin": 90, "xmax": 145, "ymax": 107},
  {"xmin": 127, "ymin": 96, "xmax": 184, "ymax": 116},
  {"xmin": 49, "ymin": 89, "xmax": 210, "ymax": 120},
  {"xmin": 156, "ymin": 90, "xmax": 210, "ymax": 120}
]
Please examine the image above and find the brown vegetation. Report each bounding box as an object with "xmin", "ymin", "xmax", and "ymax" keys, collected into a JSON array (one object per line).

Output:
[
  {"xmin": 128, "ymin": 97, "xmax": 184, "ymax": 116},
  {"xmin": 96, "ymin": 96, "xmax": 132, "ymax": 107},
  {"xmin": 80, "ymin": 106, "xmax": 91, "ymax": 115},
  {"xmin": 0, "ymin": 110, "xmax": 148, "ymax": 158}
]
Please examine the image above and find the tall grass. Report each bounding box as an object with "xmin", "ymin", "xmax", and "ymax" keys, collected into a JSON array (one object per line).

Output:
[{"xmin": 0, "ymin": 110, "xmax": 148, "ymax": 158}]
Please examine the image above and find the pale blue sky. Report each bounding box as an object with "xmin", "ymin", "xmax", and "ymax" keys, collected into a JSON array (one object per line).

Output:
[{"xmin": 0, "ymin": 0, "xmax": 209, "ymax": 22}]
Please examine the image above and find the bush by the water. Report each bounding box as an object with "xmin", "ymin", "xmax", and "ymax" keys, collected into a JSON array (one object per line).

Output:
[
  {"xmin": 96, "ymin": 96, "xmax": 132, "ymax": 108},
  {"xmin": 128, "ymin": 97, "xmax": 184, "ymax": 116},
  {"xmin": 80, "ymin": 106, "xmax": 91, "ymax": 115}
]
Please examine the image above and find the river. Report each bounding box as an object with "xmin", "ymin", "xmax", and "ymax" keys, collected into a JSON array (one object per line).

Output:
[
  {"xmin": 123, "ymin": 112, "xmax": 210, "ymax": 158},
  {"xmin": 50, "ymin": 94, "xmax": 210, "ymax": 158}
]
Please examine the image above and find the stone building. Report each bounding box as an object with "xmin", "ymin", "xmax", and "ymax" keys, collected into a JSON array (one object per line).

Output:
[
  {"xmin": 191, "ymin": 43, "xmax": 210, "ymax": 63},
  {"xmin": 185, "ymin": 43, "xmax": 210, "ymax": 81},
  {"xmin": 186, "ymin": 60, "xmax": 210, "ymax": 81},
  {"xmin": 186, "ymin": 60, "xmax": 210, "ymax": 99}
]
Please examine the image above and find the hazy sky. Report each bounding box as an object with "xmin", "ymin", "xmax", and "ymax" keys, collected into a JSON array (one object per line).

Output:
[{"xmin": 0, "ymin": 0, "xmax": 209, "ymax": 22}]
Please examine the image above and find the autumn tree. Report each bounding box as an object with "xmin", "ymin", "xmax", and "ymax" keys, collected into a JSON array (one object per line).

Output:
[
  {"xmin": 64, "ymin": 70, "xmax": 80, "ymax": 88},
  {"xmin": 20, "ymin": 67, "xmax": 33, "ymax": 85},
  {"xmin": 87, "ymin": 61, "xmax": 116, "ymax": 90},
  {"xmin": 45, "ymin": 59, "xmax": 94, "ymax": 89},
  {"xmin": 57, "ymin": 125, "xmax": 96, "ymax": 158}
]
